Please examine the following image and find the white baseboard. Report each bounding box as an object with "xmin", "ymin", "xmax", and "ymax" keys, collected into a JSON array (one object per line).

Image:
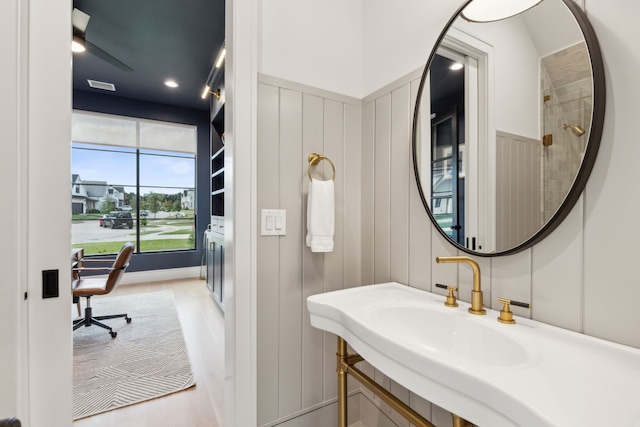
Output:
[{"xmin": 118, "ymin": 266, "xmax": 202, "ymax": 285}]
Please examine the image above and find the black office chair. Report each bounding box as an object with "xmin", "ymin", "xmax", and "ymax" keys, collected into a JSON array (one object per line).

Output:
[{"xmin": 72, "ymin": 242, "xmax": 134, "ymax": 338}]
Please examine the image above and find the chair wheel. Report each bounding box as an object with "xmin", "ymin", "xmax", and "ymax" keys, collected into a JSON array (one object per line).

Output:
[
  {"xmin": 110, "ymin": 331, "xmax": 117, "ymax": 338},
  {"xmin": 126, "ymin": 317, "xmax": 132, "ymax": 323}
]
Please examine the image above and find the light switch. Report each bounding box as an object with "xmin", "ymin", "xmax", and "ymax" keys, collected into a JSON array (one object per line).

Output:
[{"xmin": 261, "ymin": 209, "xmax": 286, "ymax": 236}]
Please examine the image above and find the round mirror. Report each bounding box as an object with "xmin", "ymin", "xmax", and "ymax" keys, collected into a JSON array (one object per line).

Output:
[{"xmin": 412, "ymin": 0, "xmax": 605, "ymax": 256}]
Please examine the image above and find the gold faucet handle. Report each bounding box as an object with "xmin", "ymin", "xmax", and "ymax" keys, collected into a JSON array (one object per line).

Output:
[
  {"xmin": 497, "ymin": 298, "xmax": 531, "ymax": 324},
  {"xmin": 435, "ymin": 283, "xmax": 459, "ymax": 307}
]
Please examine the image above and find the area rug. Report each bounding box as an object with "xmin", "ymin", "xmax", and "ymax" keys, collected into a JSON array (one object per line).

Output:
[{"xmin": 73, "ymin": 290, "xmax": 196, "ymax": 420}]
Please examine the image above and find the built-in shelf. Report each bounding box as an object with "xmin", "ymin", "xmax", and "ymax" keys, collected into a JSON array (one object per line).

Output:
[
  {"xmin": 211, "ymin": 146, "xmax": 224, "ymax": 218},
  {"xmin": 208, "ymin": 99, "xmax": 225, "ymax": 309}
]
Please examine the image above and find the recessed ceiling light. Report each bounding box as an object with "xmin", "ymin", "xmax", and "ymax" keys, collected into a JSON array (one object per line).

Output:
[
  {"xmin": 164, "ymin": 80, "xmax": 179, "ymax": 88},
  {"xmin": 449, "ymin": 63, "xmax": 464, "ymax": 71}
]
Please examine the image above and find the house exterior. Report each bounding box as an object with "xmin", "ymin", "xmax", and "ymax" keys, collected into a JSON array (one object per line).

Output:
[
  {"xmin": 71, "ymin": 174, "xmax": 126, "ymax": 214},
  {"xmin": 181, "ymin": 189, "xmax": 195, "ymax": 210}
]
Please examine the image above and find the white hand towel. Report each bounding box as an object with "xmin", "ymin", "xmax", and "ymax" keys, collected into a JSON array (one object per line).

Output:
[{"xmin": 306, "ymin": 178, "xmax": 334, "ymax": 252}]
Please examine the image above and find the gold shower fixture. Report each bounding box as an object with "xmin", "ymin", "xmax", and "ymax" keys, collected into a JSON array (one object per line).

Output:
[{"xmin": 564, "ymin": 124, "xmax": 586, "ymax": 137}]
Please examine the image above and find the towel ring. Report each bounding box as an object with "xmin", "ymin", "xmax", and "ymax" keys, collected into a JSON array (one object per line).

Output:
[{"xmin": 307, "ymin": 153, "xmax": 336, "ymax": 181}]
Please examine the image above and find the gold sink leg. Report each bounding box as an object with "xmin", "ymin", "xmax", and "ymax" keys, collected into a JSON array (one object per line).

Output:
[
  {"xmin": 336, "ymin": 336, "xmax": 436, "ymax": 427},
  {"xmin": 452, "ymin": 413, "xmax": 474, "ymax": 427},
  {"xmin": 337, "ymin": 336, "xmax": 348, "ymax": 427}
]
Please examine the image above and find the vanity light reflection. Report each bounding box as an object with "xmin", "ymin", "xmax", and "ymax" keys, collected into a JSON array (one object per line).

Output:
[{"xmin": 461, "ymin": 0, "xmax": 543, "ymax": 22}]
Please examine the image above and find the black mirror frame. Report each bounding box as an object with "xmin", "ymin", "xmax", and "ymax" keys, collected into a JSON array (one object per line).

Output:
[{"xmin": 411, "ymin": 0, "xmax": 605, "ymax": 257}]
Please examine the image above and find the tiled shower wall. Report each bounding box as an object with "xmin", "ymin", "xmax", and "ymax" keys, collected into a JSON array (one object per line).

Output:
[{"xmin": 540, "ymin": 42, "xmax": 592, "ymax": 221}]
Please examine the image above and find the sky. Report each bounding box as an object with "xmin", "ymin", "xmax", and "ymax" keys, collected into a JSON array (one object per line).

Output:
[{"xmin": 72, "ymin": 144, "xmax": 195, "ymax": 196}]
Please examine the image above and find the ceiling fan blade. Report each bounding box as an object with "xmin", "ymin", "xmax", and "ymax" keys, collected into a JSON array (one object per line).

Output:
[
  {"xmin": 85, "ymin": 40, "xmax": 134, "ymax": 72},
  {"xmin": 72, "ymin": 8, "xmax": 90, "ymax": 33}
]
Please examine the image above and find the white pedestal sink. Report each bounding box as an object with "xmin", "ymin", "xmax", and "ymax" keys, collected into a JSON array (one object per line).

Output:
[{"xmin": 307, "ymin": 282, "xmax": 640, "ymax": 427}]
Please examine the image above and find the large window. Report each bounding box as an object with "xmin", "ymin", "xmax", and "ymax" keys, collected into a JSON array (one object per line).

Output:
[{"xmin": 71, "ymin": 111, "xmax": 197, "ymax": 255}]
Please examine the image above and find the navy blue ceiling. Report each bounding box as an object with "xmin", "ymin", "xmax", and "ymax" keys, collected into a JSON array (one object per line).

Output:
[{"xmin": 72, "ymin": 0, "xmax": 225, "ymax": 111}]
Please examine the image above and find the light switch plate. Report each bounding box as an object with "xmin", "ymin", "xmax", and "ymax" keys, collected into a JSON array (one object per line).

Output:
[{"xmin": 261, "ymin": 209, "xmax": 286, "ymax": 236}]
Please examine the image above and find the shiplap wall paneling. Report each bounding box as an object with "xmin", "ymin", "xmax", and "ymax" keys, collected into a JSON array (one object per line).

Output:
[
  {"xmin": 374, "ymin": 94, "xmax": 392, "ymax": 283},
  {"xmin": 278, "ymin": 88, "xmax": 304, "ymax": 417},
  {"xmin": 406, "ymin": 77, "xmax": 437, "ymax": 423},
  {"xmin": 495, "ymin": 132, "xmax": 541, "ymax": 252},
  {"xmin": 388, "ymin": 84, "xmax": 413, "ymax": 427},
  {"xmin": 531, "ymin": 195, "xmax": 583, "ymax": 331},
  {"xmin": 344, "ymin": 103, "xmax": 363, "ymax": 288},
  {"xmin": 257, "ymin": 82, "xmax": 282, "ymax": 424},
  {"xmin": 408, "ymin": 78, "xmax": 433, "ymax": 293},
  {"xmin": 364, "ymin": 79, "xmax": 441, "ymax": 426},
  {"xmin": 257, "ymin": 76, "xmax": 363, "ymax": 426},
  {"xmin": 301, "ymin": 93, "xmax": 327, "ymax": 409},
  {"xmin": 582, "ymin": 0, "xmax": 640, "ymax": 349},
  {"xmin": 495, "ymin": 133, "xmax": 508, "ymax": 252},
  {"xmin": 361, "ymin": 101, "xmax": 376, "ymax": 285},
  {"xmin": 322, "ymin": 99, "xmax": 345, "ymax": 401},
  {"xmin": 491, "ymin": 250, "xmax": 532, "ymax": 314},
  {"xmin": 343, "ymin": 101, "xmax": 364, "ymax": 396},
  {"xmin": 389, "ymin": 84, "xmax": 412, "ymax": 285}
]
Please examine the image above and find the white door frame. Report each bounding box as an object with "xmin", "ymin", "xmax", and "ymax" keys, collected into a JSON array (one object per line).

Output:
[
  {"xmin": 440, "ymin": 27, "xmax": 495, "ymax": 253},
  {"xmin": 224, "ymin": 0, "xmax": 259, "ymax": 425}
]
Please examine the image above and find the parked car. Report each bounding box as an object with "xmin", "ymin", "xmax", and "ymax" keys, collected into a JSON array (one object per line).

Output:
[
  {"xmin": 140, "ymin": 210, "xmax": 149, "ymax": 216},
  {"xmin": 103, "ymin": 211, "xmax": 133, "ymax": 229},
  {"xmin": 101, "ymin": 213, "xmax": 115, "ymax": 227}
]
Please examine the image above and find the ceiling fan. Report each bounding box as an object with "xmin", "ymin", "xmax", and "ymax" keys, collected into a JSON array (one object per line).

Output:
[{"xmin": 72, "ymin": 7, "xmax": 133, "ymax": 72}]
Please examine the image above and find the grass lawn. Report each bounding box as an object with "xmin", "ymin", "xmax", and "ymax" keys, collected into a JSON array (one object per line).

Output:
[
  {"xmin": 73, "ymin": 239, "xmax": 194, "ymax": 255},
  {"xmin": 160, "ymin": 229, "xmax": 193, "ymax": 235},
  {"xmin": 152, "ymin": 220, "xmax": 194, "ymax": 227}
]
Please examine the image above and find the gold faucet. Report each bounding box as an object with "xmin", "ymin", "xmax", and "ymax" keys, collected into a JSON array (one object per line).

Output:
[{"xmin": 435, "ymin": 256, "xmax": 486, "ymax": 315}]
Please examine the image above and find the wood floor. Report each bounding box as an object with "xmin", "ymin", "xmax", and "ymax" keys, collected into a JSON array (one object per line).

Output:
[{"xmin": 73, "ymin": 278, "xmax": 225, "ymax": 427}]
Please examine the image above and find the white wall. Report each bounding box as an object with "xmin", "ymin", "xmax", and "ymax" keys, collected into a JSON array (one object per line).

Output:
[
  {"xmin": 362, "ymin": 0, "xmax": 459, "ymax": 97},
  {"xmin": 224, "ymin": 0, "xmax": 259, "ymax": 424},
  {"xmin": 0, "ymin": 0, "xmax": 73, "ymax": 425},
  {"xmin": 522, "ymin": 0, "xmax": 584, "ymax": 57},
  {"xmin": 259, "ymin": 0, "xmax": 364, "ymax": 99},
  {"xmin": 454, "ymin": 16, "xmax": 541, "ymax": 139},
  {"xmin": 0, "ymin": 0, "xmax": 23, "ymax": 418}
]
